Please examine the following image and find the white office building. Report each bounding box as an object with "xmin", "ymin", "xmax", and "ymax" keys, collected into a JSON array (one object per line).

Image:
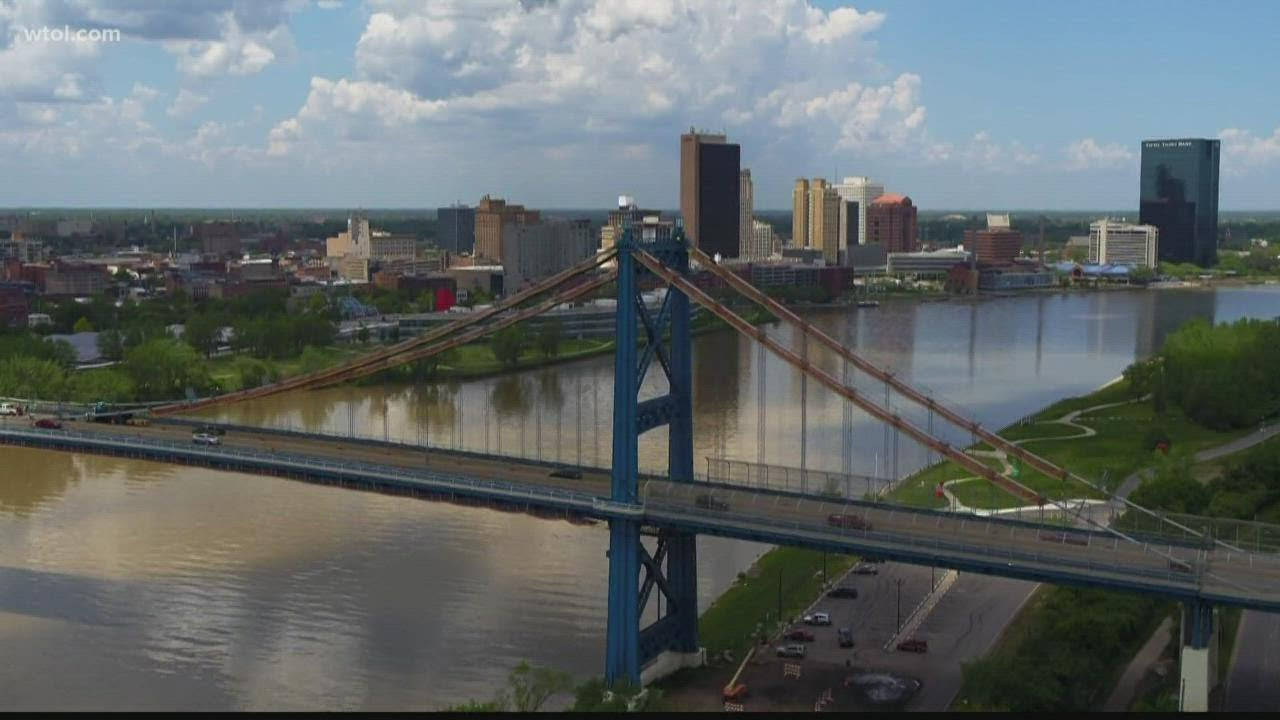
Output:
[
  {"xmin": 746, "ymin": 219, "xmax": 776, "ymax": 261},
  {"xmin": 1089, "ymin": 219, "xmax": 1158, "ymax": 268},
  {"xmin": 833, "ymin": 176, "xmax": 885, "ymax": 260}
]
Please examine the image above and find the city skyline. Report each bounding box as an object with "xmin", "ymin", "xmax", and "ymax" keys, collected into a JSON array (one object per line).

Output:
[{"xmin": 0, "ymin": 1, "xmax": 1279, "ymax": 209}]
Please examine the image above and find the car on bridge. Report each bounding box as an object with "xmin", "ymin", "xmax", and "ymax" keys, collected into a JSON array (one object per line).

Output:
[
  {"xmin": 838, "ymin": 627, "xmax": 855, "ymax": 648},
  {"xmin": 850, "ymin": 564, "xmax": 879, "ymax": 575},
  {"xmin": 896, "ymin": 638, "xmax": 928, "ymax": 653},
  {"xmin": 195, "ymin": 425, "xmax": 226, "ymax": 437},
  {"xmin": 803, "ymin": 612, "xmax": 831, "ymax": 626},
  {"xmin": 827, "ymin": 586, "xmax": 859, "ymax": 599},
  {"xmin": 0, "ymin": 402, "xmax": 18, "ymax": 416},
  {"xmin": 192, "ymin": 433, "xmax": 221, "ymax": 446},
  {"xmin": 33, "ymin": 418, "xmax": 63, "ymax": 429},
  {"xmin": 785, "ymin": 629, "xmax": 815, "ymax": 642},
  {"xmin": 695, "ymin": 493, "xmax": 730, "ymax": 511},
  {"xmin": 775, "ymin": 644, "xmax": 807, "ymax": 658},
  {"xmin": 549, "ymin": 468, "xmax": 583, "ymax": 479},
  {"xmin": 827, "ymin": 513, "xmax": 872, "ymax": 531}
]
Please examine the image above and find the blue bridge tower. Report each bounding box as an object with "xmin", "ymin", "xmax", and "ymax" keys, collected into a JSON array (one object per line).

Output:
[{"xmin": 605, "ymin": 229, "xmax": 701, "ymax": 686}]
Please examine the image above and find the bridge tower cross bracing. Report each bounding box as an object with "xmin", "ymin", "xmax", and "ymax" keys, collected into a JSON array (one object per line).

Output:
[{"xmin": 605, "ymin": 229, "xmax": 700, "ymax": 686}]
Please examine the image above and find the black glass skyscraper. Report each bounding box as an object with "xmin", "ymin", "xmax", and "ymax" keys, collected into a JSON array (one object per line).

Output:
[
  {"xmin": 1139, "ymin": 138, "xmax": 1220, "ymax": 266},
  {"xmin": 437, "ymin": 205, "xmax": 475, "ymax": 253}
]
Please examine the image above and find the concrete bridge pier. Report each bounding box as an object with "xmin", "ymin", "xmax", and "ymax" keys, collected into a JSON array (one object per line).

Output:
[{"xmin": 1179, "ymin": 599, "xmax": 1218, "ymax": 712}]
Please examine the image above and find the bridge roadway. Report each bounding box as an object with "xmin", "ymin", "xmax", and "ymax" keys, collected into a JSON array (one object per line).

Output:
[{"xmin": 2, "ymin": 416, "xmax": 1279, "ymax": 613}]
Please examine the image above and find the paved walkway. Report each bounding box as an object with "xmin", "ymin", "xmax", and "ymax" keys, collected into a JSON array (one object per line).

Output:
[
  {"xmin": 1103, "ymin": 615, "xmax": 1174, "ymax": 711},
  {"xmin": 937, "ymin": 396, "xmax": 1145, "ymax": 515}
]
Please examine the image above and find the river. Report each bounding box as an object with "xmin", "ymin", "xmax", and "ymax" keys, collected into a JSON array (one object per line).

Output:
[{"xmin": 2, "ymin": 285, "xmax": 1279, "ymax": 710}]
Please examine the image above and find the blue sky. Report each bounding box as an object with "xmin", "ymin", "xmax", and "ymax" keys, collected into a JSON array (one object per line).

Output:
[{"xmin": 1, "ymin": 0, "xmax": 1277, "ymax": 210}]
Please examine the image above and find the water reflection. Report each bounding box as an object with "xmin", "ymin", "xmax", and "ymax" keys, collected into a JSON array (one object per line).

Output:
[{"xmin": 4, "ymin": 286, "xmax": 1279, "ymax": 710}]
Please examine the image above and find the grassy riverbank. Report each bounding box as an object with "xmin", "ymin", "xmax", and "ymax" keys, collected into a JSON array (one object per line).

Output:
[
  {"xmin": 697, "ymin": 548, "xmax": 857, "ymax": 659},
  {"xmin": 887, "ymin": 378, "xmax": 1254, "ymax": 511},
  {"xmin": 908, "ymin": 374, "xmax": 1268, "ymax": 711}
]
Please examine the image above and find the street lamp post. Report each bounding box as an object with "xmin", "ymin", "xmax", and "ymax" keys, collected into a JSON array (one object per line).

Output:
[{"xmin": 895, "ymin": 578, "xmax": 904, "ymax": 633}]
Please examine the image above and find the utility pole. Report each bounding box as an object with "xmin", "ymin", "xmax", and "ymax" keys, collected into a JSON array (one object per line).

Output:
[
  {"xmin": 895, "ymin": 578, "xmax": 904, "ymax": 633},
  {"xmin": 778, "ymin": 568, "xmax": 783, "ymax": 627}
]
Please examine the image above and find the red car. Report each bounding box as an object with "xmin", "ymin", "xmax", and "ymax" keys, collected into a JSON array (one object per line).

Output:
[
  {"xmin": 827, "ymin": 513, "xmax": 871, "ymax": 531},
  {"xmin": 34, "ymin": 418, "xmax": 63, "ymax": 429},
  {"xmin": 897, "ymin": 638, "xmax": 928, "ymax": 653},
  {"xmin": 786, "ymin": 629, "xmax": 816, "ymax": 642}
]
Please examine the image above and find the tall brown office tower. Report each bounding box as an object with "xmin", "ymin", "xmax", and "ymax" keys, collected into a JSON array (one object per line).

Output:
[{"xmin": 680, "ymin": 129, "xmax": 741, "ymax": 258}]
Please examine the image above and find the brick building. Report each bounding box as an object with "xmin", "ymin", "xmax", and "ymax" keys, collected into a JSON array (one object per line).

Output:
[
  {"xmin": 966, "ymin": 229, "xmax": 1024, "ymax": 264},
  {"xmin": 474, "ymin": 195, "xmax": 539, "ymax": 262},
  {"xmin": 866, "ymin": 194, "xmax": 918, "ymax": 253}
]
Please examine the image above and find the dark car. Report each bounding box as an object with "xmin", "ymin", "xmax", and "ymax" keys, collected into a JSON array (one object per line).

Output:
[
  {"xmin": 838, "ymin": 628, "xmax": 854, "ymax": 648},
  {"xmin": 850, "ymin": 564, "xmax": 878, "ymax": 576},
  {"xmin": 897, "ymin": 638, "xmax": 928, "ymax": 653},
  {"xmin": 786, "ymin": 629, "xmax": 815, "ymax": 642},
  {"xmin": 827, "ymin": 586, "xmax": 859, "ymax": 599},
  {"xmin": 549, "ymin": 468, "xmax": 583, "ymax": 479},
  {"xmin": 695, "ymin": 494, "xmax": 730, "ymax": 511},
  {"xmin": 34, "ymin": 418, "xmax": 63, "ymax": 429},
  {"xmin": 828, "ymin": 513, "xmax": 871, "ymax": 530},
  {"xmin": 196, "ymin": 425, "xmax": 227, "ymax": 436}
]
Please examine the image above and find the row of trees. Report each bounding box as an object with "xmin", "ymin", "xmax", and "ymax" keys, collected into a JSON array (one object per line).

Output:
[
  {"xmin": 0, "ymin": 337, "xmax": 215, "ymax": 402},
  {"xmin": 1124, "ymin": 317, "xmax": 1280, "ymax": 430},
  {"xmin": 491, "ymin": 320, "xmax": 564, "ymax": 369}
]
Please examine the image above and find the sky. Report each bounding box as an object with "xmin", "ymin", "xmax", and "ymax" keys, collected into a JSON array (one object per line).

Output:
[{"xmin": 0, "ymin": 0, "xmax": 1278, "ymax": 210}]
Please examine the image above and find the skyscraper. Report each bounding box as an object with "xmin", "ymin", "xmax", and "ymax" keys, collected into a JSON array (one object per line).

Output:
[
  {"xmin": 807, "ymin": 179, "xmax": 838, "ymax": 263},
  {"xmin": 833, "ymin": 176, "xmax": 884, "ymax": 257},
  {"xmin": 437, "ymin": 204, "xmax": 476, "ymax": 254},
  {"xmin": 791, "ymin": 179, "xmax": 809, "ymax": 248},
  {"xmin": 1139, "ymin": 138, "xmax": 1220, "ymax": 266},
  {"xmin": 680, "ymin": 129, "xmax": 741, "ymax": 258},
  {"xmin": 738, "ymin": 169, "xmax": 753, "ymax": 259},
  {"xmin": 866, "ymin": 194, "xmax": 918, "ymax": 253}
]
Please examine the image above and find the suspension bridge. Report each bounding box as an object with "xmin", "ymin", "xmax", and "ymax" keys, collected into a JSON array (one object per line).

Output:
[{"xmin": 1, "ymin": 230, "xmax": 1277, "ymax": 711}]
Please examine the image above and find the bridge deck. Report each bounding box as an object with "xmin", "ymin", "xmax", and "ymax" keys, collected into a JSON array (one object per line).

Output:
[{"xmin": 3, "ymin": 416, "xmax": 1278, "ymax": 612}]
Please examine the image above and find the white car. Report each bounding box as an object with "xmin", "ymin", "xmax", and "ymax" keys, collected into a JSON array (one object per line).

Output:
[
  {"xmin": 803, "ymin": 612, "xmax": 832, "ymax": 626},
  {"xmin": 192, "ymin": 432, "xmax": 221, "ymax": 446},
  {"xmin": 0, "ymin": 402, "xmax": 18, "ymax": 416}
]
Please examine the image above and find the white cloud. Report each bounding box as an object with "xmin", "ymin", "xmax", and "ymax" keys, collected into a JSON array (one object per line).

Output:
[
  {"xmin": 275, "ymin": 1, "xmax": 926, "ymax": 173},
  {"xmin": 1063, "ymin": 138, "xmax": 1134, "ymax": 171},
  {"xmin": 959, "ymin": 131, "xmax": 1039, "ymax": 172},
  {"xmin": 1219, "ymin": 127, "xmax": 1280, "ymax": 168},
  {"xmin": 167, "ymin": 88, "xmax": 209, "ymax": 117}
]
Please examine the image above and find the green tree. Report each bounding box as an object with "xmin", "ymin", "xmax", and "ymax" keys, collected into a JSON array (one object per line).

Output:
[
  {"xmin": 72, "ymin": 316, "xmax": 95, "ymax": 333},
  {"xmin": 357, "ymin": 326, "xmax": 370, "ymax": 344},
  {"xmin": 65, "ymin": 368, "xmax": 135, "ymax": 403},
  {"xmin": 231, "ymin": 356, "xmax": 278, "ymax": 389},
  {"xmin": 184, "ymin": 313, "xmax": 222, "ymax": 358},
  {"xmin": 505, "ymin": 661, "xmax": 574, "ymax": 712},
  {"xmin": 536, "ymin": 318, "xmax": 564, "ymax": 359},
  {"xmin": 96, "ymin": 329, "xmax": 125, "ymax": 361},
  {"xmin": 491, "ymin": 326, "xmax": 527, "ymax": 368},
  {"xmin": 0, "ymin": 356, "xmax": 67, "ymax": 399},
  {"xmin": 123, "ymin": 338, "xmax": 213, "ymax": 400}
]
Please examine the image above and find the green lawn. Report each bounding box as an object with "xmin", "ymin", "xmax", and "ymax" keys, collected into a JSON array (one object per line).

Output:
[{"xmin": 890, "ymin": 381, "xmax": 1254, "ymax": 511}]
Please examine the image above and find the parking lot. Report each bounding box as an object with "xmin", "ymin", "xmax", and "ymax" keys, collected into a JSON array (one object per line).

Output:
[{"xmin": 720, "ymin": 561, "xmax": 1037, "ymax": 712}]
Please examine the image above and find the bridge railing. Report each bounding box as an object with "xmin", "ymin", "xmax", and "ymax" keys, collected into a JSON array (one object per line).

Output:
[
  {"xmin": 640, "ymin": 479, "xmax": 1280, "ymax": 603},
  {"xmin": 0, "ymin": 425, "xmax": 607, "ymax": 512},
  {"xmin": 705, "ymin": 457, "xmax": 892, "ymax": 499}
]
